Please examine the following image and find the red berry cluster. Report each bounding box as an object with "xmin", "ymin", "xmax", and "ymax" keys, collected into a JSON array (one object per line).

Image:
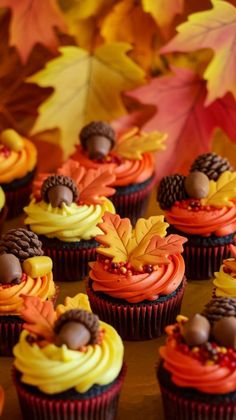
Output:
[
  {"xmin": 0, "ymin": 145, "xmax": 11, "ymax": 158},
  {"xmin": 175, "ymin": 199, "xmax": 215, "ymax": 212},
  {"xmin": 98, "ymin": 256, "xmax": 155, "ymax": 276}
]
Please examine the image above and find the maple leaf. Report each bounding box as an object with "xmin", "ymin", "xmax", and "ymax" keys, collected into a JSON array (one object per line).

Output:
[
  {"xmin": 0, "ymin": 0, "xmax": 67, "ymax": 63},
  {"xmin": 79, "ymin": 167, "xmax": 116, "ymax": 204},
  {"xmin": 57, "ymin": 159, "xmax": 86, "ymax": 186},
  {"xmin": 96, "ymin": 212, "xmax": 132, "ymax": 262},
  {"xmin": 62, "ymin": 0, "xmax": 115, "ymax": 20},
  {"xmin": 161, "ymin": 0, "xmax": 236, "ymax": 104},
  {"xmin": 28, "ymin": 43, "xmax": 145, "ymax": 159},
  {"xmin": 20, "ymin": 295, "xmax": 56, "ymax": 341},
  {"xmin": 0, "ymin": 386, "xmax": 4, "ymax": 416},
  {"xmin": 56, "ymin": 293, "xmax": 92, "ymax": 317},
  {"xmin": 202, "ymin": 171, "xmax": 236, "ymax": 207},
  {"xmin": 130, "ymin": 234, "xmax": 187, "ymax": 270},
  {"xmin": 128, "ymin": 67, "xmax": 236, "ymax": 176}
]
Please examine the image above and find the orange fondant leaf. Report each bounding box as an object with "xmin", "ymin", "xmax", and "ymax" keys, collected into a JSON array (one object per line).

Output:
[
  {"xmin": 79, "ymin": 167, "xmax": 116, "ymax": 204},
  {"xmin": 130, "ymin": 234, "xmax": 187, "ymax": 270},
  {"xmin": 0, "ymin": 386, "xmax": 4, "ymax": 416},
  {"xmin": 57, "ymin": 159, "xmax": 86, "ymax": 187},
  {"xmin": 128, "ymin": 216, "xmax": 169, "ymax": 254},
  {"xmin": 96, "ymin": 212, "xmax": 132, "ymax": 262},
  {"xmin": 20, "ymin": 295, "xmax": 56, "ymax": 341}
]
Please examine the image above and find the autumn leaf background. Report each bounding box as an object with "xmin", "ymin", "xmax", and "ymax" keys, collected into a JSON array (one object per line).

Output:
[{"xmin": 0, "ymin": 0, "xmax": 235, "ymax": 175}]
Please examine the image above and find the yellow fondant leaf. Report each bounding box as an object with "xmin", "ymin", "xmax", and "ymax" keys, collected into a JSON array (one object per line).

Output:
[
  {"xmin": 56, "ymin": 293, "xmax": 91, "ymax": 317},
  {"xmin": 96, "ymin": 212, "xmax": 132, "ymax": 262},
  {"xmin": 114, "ymin": 130, "xmax": 167, "ymax": 160},
  {"xmin": 202, "ymin": 171, "xmax": 236, "ymax": 207}
]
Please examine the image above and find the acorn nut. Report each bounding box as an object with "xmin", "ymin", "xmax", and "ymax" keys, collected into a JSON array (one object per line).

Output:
[
  {"xmin": 86, "ymin": 135, "xmax": 112, "ymax": 160},
  {"xmin": 184, "ymin": 171, "xmax": 209, "ymax": 199},
  {"xmin": 182, "ymin": 314, "xmax": 210, "ymax": 346},
  {"xmin": 48, "ymin": 185, "xmax": 73, "ymax": 208},
  {"xmin": 55, "ymin": 321, "xmax": 91, "ymax": 350},
  {"xmin": 212, "ymin": 317, "xmax": 236, "ymax": 349},
  {"xmin": 0, "ymin": 253, "xmax": 22, "ymax": 284}
]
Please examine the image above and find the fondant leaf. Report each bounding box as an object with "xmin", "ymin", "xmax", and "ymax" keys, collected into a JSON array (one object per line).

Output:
[
  {"xmin": 96, "ymin": 212, "xmax": 132, "ymax": 262},
  {"xmin": 114, "ymin": 130, "xmax": 167, "ymax": 160},
  {"xmin": 79, "ymin": 167, "xmax": 116, "ymax": 204},
  {"xmin": 0, "ymin": 386, "xmax": 4, "ymax": 416},
  {"xmin": 20, "ymin": 295, "xmax": 56, "ymax": 341},
  {"xmin": 202, "ymin": 171, "xmax": 236, "ymax": 207},
  {"xmin": 57, "ymin": 160, "xmax": 86, "ymax": 186},
  {"xmin": 56, "ymin": 293, "xmax": 91, "ymax": 317},
  {"xmin": 130, "ymin": 234, "xmax": 187, "ymax": 270},
  {"xmin": 128, "ymin": 215, "xmax": 169, "ymax": 253}
]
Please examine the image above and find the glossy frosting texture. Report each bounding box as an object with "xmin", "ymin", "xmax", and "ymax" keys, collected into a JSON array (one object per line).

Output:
[
  {"xmin": 0, "ymin": 139, "xmax": 37, "ymax": 184},
  {"xmin": 72, "ymin": 146, "xmax": 155, "ymax": 186},
  {"xmin": 160, "ymin": 337, "xmax": 236, "ymax": 394},
  {"xmin": 24, "ymin": 198, "xmax": 115, "ymax": 242},
  {"xmin": 14, "ymin": 321, "xmax": 124, "ymax": 394},
  {"xmin": 0, "ymin": 272, "xmax": 55, "ymax": 315},
  {"xmin": 213, "ymin": 266, "xmax": 236, "ymax": 297},
  {"xmin": 165, "ymin": 205, "xmax": 236, "ymax": 236},
  {"xmin": 90, "ymin": 254, "xmax": 185, "ymax": 303}
]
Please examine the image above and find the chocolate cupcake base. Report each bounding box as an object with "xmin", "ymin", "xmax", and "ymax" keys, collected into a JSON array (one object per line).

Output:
[{"xmin": 86, "ymin": 277, "xmax": 186, "ymax": 341}]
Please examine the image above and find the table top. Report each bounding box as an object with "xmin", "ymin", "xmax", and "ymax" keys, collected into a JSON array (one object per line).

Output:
[{"xmin": 0, "ymin": 191, "xmax": 214, "ymax": 420}]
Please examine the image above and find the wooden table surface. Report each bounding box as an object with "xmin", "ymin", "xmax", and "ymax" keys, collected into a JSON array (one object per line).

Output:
[{"xmin": 0, "ymin": 191, "xmax": 214, "ymax": 420}]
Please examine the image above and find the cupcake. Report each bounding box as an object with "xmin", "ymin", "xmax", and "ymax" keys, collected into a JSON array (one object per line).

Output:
[
  {"xmin": 24, "ymin": 160, "xmax": 116, "ymax": 282},
  {"xmin": 0, "ymin": 187, "xmax": 7, "ymax": 232},
  {"xmin": 158, "ymin": 298, "xmax": 236, "ymax": 420},
  {"xmin": 86, "ymin": 212, "xmax": 187, "ymax": 340},
  {"xmin": 213, "ymin": 245, "xmax": 236, "ymax": 298},
  {"xmin": 0, "ymin": 129, "xmax": 37, "ymax": 218},
  {"xmin": 158, "ymin": 152, "xmax": 236, "ymax": 280},
  {"xmin": 72, "ymin": 121, "xmax": 166, "ymax": 224},
  {"xmin": 0, "ymin": 228, "xmax": 56, "ymax": 356},
  {"xmin": 13, "ymin": 293, "xmax": 125, "ymax": 420}
]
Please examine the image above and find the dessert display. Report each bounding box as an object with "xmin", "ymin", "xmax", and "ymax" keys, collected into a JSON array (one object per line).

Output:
[
  {"xmin": 158, "ymin": 297, "xmax": 236, "ymax": 419},
  {"xmin": 72, "ymin": 121, "xmax": 166, "ymax": 224},
  {"xmin": 0, "ymin": 228, "xmax": 56, "ymax": 356},
  {"xmin": 0, "ymin": 129, "xmax": 37, "ymax": 218},
  {"xmin": 158, "ymin": 152, "xmax": 236, "ymax": 279},
  {"xmin": 13, "ymin": 293, "xmax": 125, "ymax": 420},
  {"xmin": 87, "ymin": 212, "xmax": 187, "ymax": 340},
  {"xmin": 24, "ymin": 159, "xmax": 116, "ymax": 282},
  {"xmin": 213, "ymin": 244, "xmax": 236, "ymax": 298}
]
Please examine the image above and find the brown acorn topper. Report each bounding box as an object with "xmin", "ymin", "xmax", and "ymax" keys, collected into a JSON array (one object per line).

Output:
[
  {"xmin": 184, "ymin": 171, "xmax": 209, "ymax": 199},
  {"xmin": 80, "ymin": 121, "xmax": 115, "ymax": 160},
  {"xmin": 212, "ymin": 317, "xmax": 236, "ymax": 350},
  {"xmin": 0, "ymin": 253, "xmax": 22, "ymax": 284},
  {"xmin": 41, "ymin": 175, "xmax": 78, "ymax": 208},
  {"xmin": 0, "ymin": 228, "xmax": 43, "ymax": 262},
  {"xmin": 182, "ymin": 314, "xmax": 210, "ymax": 346}
]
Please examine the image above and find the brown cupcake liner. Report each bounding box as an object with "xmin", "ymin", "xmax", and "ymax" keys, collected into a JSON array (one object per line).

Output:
[
  {"xmin": 0, "ymin": 286, "xmax": 59, "ymax": 357},
  {"xmin": 0, "ymin": 205, "xmax": 8, "ymax": 233},
  {"xmin": 159, "ymin": 384, "xmax": 236, "ymax": 420},
  {"xmin": 184, "ymin": 243, "xmax": 232, "ymax": 280},
  {"xmin": 13, "ymin": 364, "xmax": 126, "ymax": 420},
  {"xmin": 86, "ymin": 277, "xmax": 186, "ymax": 340},
  {"xmin": 4, "ymin": 180, "xmax": 34, "ymax": 219}
]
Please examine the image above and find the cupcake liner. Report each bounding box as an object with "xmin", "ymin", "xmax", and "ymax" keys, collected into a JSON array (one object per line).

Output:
[
  {"xmin": 0, "ymin": 205, "xmax": 8, "ymax": 233},
  {"xmin": 111, "ymin": 175, "xmax": 155, "ymax": 225},
  {"xmin": 13, "ymin": 364, "xmax": 126, "ymax": 420},
  {"xmin": 86, "ymin": 277, "xmax": 186, "ymax": 340},
  {"xmin": 0, "ymin": 286, "xmax": 59, "ymax": 357}
]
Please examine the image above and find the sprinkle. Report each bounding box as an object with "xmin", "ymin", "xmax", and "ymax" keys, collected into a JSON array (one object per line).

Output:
[
  {"xmin": 120, "ymin": 266, "xmax": 127, "ymax": 274},
  {"xmin": 220, "ymin": 347, "xmax": 227, "ymax": 354}
]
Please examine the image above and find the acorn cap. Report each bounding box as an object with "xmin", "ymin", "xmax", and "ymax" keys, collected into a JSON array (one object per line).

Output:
[
  {"xmin": 80, "ymin": 121, "xmax": 115, "ymax": 151},
  {"xmin": 0, "ymin": 228, "xmax": 43, "ymax": 262},
  {"xmin": 54, "ymin": 309, "xmax": 99, "ymax": 345},
  {"xmin": 41, "ymin": 175, "xmax": 78, "ymax": 204}
]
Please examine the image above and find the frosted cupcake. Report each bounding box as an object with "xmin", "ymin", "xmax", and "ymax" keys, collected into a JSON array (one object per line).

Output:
[
  {"xmin": 158, "ymin": 153, "xmax": 236, "ymax": 280},
  {"xmin": 24, "ymin": 160, "xmax": 115, "ymax": 282},
  {"xmin": 0, "ymin": 129, "xmax": 37, "ymax": 218},
  {"xmin": 158, "ymin": 298, "xmax": 236, "ymax": 419},
  {"xmin": 87, "ymin": 212, "xmax": 187, "ymax": 340},
  {"xmin": 13, "ymin": 293, "xmax": 125, "ymax": 420},
  {"xmin": 0, "ymin": 228, "xmax": 56, "ymax": 356},
  {"xmin": 72, "ymin": 121, "xmax": 166, "ymax": 224},
  {"xmin": 213, "ymin": 244, "xmax": 236, "ymax": 298}
]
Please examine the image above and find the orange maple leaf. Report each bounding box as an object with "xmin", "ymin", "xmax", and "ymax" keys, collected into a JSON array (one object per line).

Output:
[
  {"xmin": 0, "ymin": 386, "xmax": 4, "ymax": 416},
  {"xmin": 79, "ymin": 167, "xmax": 116, "ymax": 204},
  {"xmin": 0, "ymin": 0, "xmax": 67, "ymax": 63},
  {"xmin": 20, "ymin": 295, "xmax": 56, "ymax": 341},
  {"xmin": 57, "ymin": 159, "xmax": 86, "ymax": 186}
]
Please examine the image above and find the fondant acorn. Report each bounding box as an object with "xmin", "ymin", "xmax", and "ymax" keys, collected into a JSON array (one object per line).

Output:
[
  {"xmin": 0, "ymin": 253, "xmax": 22, "ymax": 284},
  {"xmin": 41, "ymin": 175, "xmax": 78, "ymax": 208},
  {"xmin": 80, "ymin": 121, "xmax": 115, "ymax": 160},
  {"xmin": 212, "ymin": 317, "xmax": 236, "ymax": 349},
  {"xmin": 182, "ymin": 314, "xmax": 210, "ymax": 346},
  {"xmin": 184, "ymin": 171, "xmax": 209, "ymax": 199}
]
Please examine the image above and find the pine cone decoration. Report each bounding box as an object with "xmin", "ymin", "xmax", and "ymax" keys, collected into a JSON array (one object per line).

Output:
[
  {"xmin": 41, "ymin": 175, "xmax": 78, "ymax": 203},
  {"xmin": 157, "ymin": 174, "xmax": 188, "ymax": 209},
  {"xmin": 190, "ymin": 153, "xmax": 233, "ymax": 181},
  {"xmin": 0, "ymin": 228, "xmax": 43, "ymax": 262},
  {"xmin": 80, "ymin": 121, "xmax": 115, "ymax": 149},
  {"xmin": 202, "ymin": 297, "xmax": 236, "ymax": 324},
  {"xmin": 54, "ymin": 309, "xmax": 99, "ymax": 344}
]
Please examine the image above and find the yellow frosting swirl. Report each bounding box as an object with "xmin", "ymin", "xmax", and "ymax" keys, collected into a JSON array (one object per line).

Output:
[
  {"xmin": 24, "ymin": 198, "xmax": 115, "ymax": 242},
  {"xmin": 14, "ymin": 321, "xmax": 124, "ymax": 394},
  {"xmin": 0, "ymin": 138, "xmax": 37, "ymax": 184},
  {"xmin": 0, "ymin": 187, "xmax": 5, "ymax": 211},
  {"xmin": 213, "ymin": 266, "xmax": 236, "ymax": 297}
]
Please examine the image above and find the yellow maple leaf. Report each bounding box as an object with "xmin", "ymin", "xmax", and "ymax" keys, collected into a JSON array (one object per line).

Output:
[
  {"xmin": 142, "ymin": 0, "xmax": 184, "ymax": 38},
  {"xmin": 62, "ymin": 0, "xmax": 115, "ymax": 20},
  {"xmin": 28, "ymin": 44, "xmax": 145, "ymax": 159},
  {"xmin": 56, "ymin": 293, "xmax": 91, "ymax": 317},
  {"xmin": 114, "ymin": 130, "xmax": 167, "ymax": 160},
  {"xmin": 202, "ymin": 171, "xmax": 236, "ymax": 207}
]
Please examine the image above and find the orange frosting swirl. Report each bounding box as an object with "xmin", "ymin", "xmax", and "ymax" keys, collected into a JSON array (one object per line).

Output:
[
  {"xmin": 0, "ymin": 272, "xmax": 55, "ymax": 315},
  {"xmin": 72, "ymin": 146, "xmax": 155, "ymax": 186},
  {"xmin": 0, "ymin": 138, "xmax": 37, "ymax": 184},
  {"xmin": 160, "ymin": 338, "xmax": 236, "ymax": 394},
  {"xmin": 165, "ymin": 205, "xmax": 236, "ymax": 236},
  {"xmin": 89, "ymin": 254, "xmax": 185, "ymax": 303}
]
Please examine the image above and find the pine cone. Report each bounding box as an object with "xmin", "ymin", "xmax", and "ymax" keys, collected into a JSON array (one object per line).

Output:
[
  {"xmin": 0, "ymin": 228, "xmax": 43, "ymax": 262},
  {"xmin": 54, "ymin": 309, "xmax": 99, "ymax": 344},
  {"xmin": 41, "ymin": 175, "xmax": 78, "ymax": 203},
  {"xmin": 190, "ymin": 153, "xmax": 233, "ymax": 181},
  {"xmin": 80, "ymin": 121, "xmax": 115, "ymax": 149},
  {"xmin": 157, "ymin": 174, "xmax": 188, "ymax": 209},
  {"xmin": 202, "ymin": 297, "xmax": 236, "ymax": 324}
]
